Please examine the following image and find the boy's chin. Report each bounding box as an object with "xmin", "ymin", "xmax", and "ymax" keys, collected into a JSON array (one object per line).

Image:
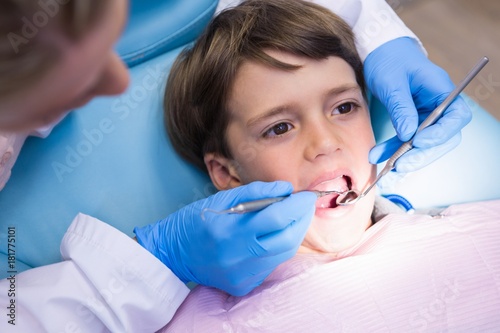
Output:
[
  {"xmin": 300, "ymin": 238, "xmax": 363, "ymax": 255},
  {"xmin": 300, "ymin": 213, "xmax": 373, "ymax": 254}
]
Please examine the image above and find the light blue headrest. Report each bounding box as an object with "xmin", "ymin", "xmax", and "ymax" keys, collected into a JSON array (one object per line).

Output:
[
  {"xmin": 0, "ymin": 0, "xmax": 219, "ymax": 277},
  {"xmin": 0, "ymin": 47, "xmax": 214, "ymax": 275},
  {"xmin": 116, "ymin": 0, "xmax": 218, "ymax": 67}
]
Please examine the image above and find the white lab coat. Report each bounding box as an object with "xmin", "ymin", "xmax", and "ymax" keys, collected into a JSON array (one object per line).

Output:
[
  {"xmin": 0, "ymin": 1, "xmax": 422, "ymax": 331},
  {"xmin": 0, "ymin": 214, "xmax": 189, "ymax": 332}
]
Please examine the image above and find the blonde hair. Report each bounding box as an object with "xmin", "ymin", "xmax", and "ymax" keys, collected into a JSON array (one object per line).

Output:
[{"xmin": 0, "ymin": 0, "xmax": 110, "ymax": 97}]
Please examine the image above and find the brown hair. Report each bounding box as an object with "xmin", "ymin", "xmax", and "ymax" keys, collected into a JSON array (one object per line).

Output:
[
  {"xmin": 0, "ymin": 0, "xmax": 110, "ymax": 97},
  {"xmin": 165, "ymin": 0, "xmax": 365, "ymax": 172}
]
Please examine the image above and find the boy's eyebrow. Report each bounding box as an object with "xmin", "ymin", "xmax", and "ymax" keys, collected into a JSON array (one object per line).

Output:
[
  {"xmin": 324, "ymin": 84, "xmax": 361, "ymax": 99},
  {"xmin": 246, "ymin": 84, "xmax": 361, "ymax": 128},
  {"xmin": 247, "ymin": 105, "xmax": 293, "ymax": 128}
]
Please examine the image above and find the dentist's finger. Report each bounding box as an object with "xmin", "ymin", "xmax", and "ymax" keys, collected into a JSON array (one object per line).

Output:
[
  {"xmin": 394, "ymin": 132, "xmax": 462, "ymax": 172},
  {"xmin": 411, "ymin": 96, "xmax": 471, "ymax": 149},
  {"xmin": 250, "ymin": 191, "xmax": 316, "ymax": 237}
]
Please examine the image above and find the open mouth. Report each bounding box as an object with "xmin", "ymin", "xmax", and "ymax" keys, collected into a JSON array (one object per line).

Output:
[{"xmin": 315, "ymin": 175, "xmax": 352, "ymax": 209}]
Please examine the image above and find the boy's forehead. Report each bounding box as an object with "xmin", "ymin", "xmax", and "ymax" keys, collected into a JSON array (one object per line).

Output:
[{"xmin": 233, "ymin": 53, "xmax": 360, "ymax": 95}]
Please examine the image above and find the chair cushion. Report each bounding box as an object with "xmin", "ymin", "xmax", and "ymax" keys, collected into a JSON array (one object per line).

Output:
[
  {"xmin": 0, "ymin": 47, "xmax": 216, "ymax": 275},
  {"xmin": 116, "ymin": 0, "xmax": 218, "ymax": 67},
  {"xmin": 0, "ymin": 0, "xmax": 219, "ymax": 278}
]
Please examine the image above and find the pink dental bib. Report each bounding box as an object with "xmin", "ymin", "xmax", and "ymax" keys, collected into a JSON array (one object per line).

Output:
[{"xmin": 162, "ymin": 200, "xmax": 500, "ymax": 333}]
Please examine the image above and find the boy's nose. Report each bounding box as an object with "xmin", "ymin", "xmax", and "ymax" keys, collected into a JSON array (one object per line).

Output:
[{"xmin": 303, "ymin": 119, "xmax": 343, "ymax": 161}]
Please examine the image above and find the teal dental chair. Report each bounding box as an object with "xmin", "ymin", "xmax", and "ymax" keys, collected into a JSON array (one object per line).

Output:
[{"xmin": 0, "ymin": 0, "xmax": 499, "ymax": 279}]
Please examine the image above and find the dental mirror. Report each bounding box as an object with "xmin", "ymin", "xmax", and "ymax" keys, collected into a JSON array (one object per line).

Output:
[{"xmin": 336, "ymin": 189, "xmax": 362, "ymax": 206}]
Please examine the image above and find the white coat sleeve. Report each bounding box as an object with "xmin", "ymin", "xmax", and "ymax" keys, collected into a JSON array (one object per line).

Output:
[
  {"xmin": 0, "ymin": 114, "xmax": 65, "ymax": 191},
  {"xmin": 302, "ymin": 0, "xmax": 426, "ymax": 60},
  {"xmin": 0, "ymin": 213, "xmax": 189, "ymax": 333},
  {"xmin": 0, "ymin": 131, "xmax": 28, "ymax": 191},
  {"xmin": 29, "ymin": 113, "xmax": 67, "ymax": 138},
  {"xmin": 216, "ymin": 0, "xmax": 426, "ymax": 61}
]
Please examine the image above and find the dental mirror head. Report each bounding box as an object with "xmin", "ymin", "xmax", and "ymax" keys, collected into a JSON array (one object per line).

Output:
[{"xmin": 336, "ymin": 189, "xmax": 361, "ymax": 206}]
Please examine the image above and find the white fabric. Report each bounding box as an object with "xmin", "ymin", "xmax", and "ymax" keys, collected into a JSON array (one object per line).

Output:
[
  {"xmin": 313, "ymin": 0, "xmax": 425, "ymax": 60},
  {"xmin": 0, "ymin": 115, "xmax": 63, "ymax": 191},
  {"xmin": 29, "ymin": 113, "xmax": 67, "ymax": 138},
  {"xmin": 0, "ymin": 131, "xmax": 28, "ymax": 191},
  {"xmin": 216, "ymin": 0, "xmax": 425, "ymax": 61},
  {"xmin": 0, "ymin": 214, "xmax": 189, "ymax": 332}
]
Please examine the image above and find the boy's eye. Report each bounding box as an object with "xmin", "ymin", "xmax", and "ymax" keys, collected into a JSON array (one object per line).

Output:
[
  {"xmin": 263, "ymin": 122, "xmax": 292, "ymax": 137},
  {"xmin": 333, "ymin": 102, "xmax": 357, "ymax": 115}
]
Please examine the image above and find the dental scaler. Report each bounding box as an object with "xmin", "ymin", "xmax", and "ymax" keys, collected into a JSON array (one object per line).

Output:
[{"xmin": 201, "ymin": 190, "xmax": 344, "ymax": 218}]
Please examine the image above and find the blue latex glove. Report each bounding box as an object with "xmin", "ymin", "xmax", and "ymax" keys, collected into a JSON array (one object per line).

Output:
[
  {"xmin": 134, "ymin": 181, "xmax": 316, "ymax": 296},
  {"xmin": 365, "ymin": 37, "xmax": 472, "ymax": 172}
]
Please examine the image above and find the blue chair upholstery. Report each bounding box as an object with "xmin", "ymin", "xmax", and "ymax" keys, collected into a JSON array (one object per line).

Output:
[
  {"xmin": 1, "ymin": 0, "xmax": 499, "ymax": 279},
  {"xmin": 116, "ymin": 0, "xmax": 217, "ymax": 67},
  {"xmin": 0, "ymin": 0, "xmax": 218, "ymax": 278}
]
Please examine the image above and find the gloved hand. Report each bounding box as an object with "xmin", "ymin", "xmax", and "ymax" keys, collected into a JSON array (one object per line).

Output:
[
  {"xmin": 134, "ymin": 181, "xmax": 316, "ymax": 296},
  {"xmin": 364, "ymin": 37, "xmax": 472, "ymax": 172}
]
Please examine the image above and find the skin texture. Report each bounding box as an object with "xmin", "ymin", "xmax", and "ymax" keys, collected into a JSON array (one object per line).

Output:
[
  {"xmin": 205, "ymin": 51, "xmax": 377, "ymax": 254},
  {"xmin": 0, "ymin": 0, "xmax": 130, "ymax": 132}
]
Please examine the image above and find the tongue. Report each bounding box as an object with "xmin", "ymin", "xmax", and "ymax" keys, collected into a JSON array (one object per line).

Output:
[
  {"xmin": 314, "ymin": 175, "xmax": 350, "ymax": 209},
  {"xmin": 316, "ymin": 193, "xmax": 339, "ymax": 209}
]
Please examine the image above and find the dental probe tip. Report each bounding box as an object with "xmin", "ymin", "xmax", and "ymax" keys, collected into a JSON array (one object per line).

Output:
[{"xmin": 313, "ymin": 190, "xmax": 344, "ymax": 198}]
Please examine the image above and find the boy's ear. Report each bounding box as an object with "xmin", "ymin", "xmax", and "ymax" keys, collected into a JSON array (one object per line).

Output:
[{"xmin": 204, "ymin": 153, "xmax": 242, "ymax": 190}]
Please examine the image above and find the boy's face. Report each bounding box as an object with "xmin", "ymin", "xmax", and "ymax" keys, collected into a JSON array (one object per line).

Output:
[{"xmin": 205, "ymin": 51, "xmax": 376, "ymax": 254}]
